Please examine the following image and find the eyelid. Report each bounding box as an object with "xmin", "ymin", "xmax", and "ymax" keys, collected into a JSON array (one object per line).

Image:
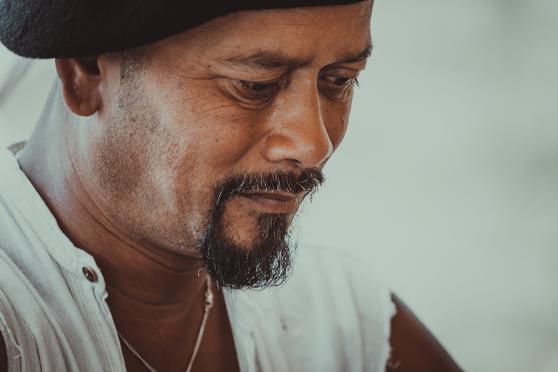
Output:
[
  {"xmin": 321, "ymin": 75, "xmax": 359, "ymax": 85},
  {"xmin": 235, "ymin": 79, "xmax": 281, "ymax": 95},
  {"xmin": 221, "ymin": 78, "xmax": 281, "ymax": 110},
  {"xmin": 318, "ymin": 75, "xmax": 359, "ymax": 102},
  {"xmin": 238, "ymin": 77, "xmax": 282, "ymax": 86},
  {"xmin": 319, "ymin": 69, "xmax": 361, "ymax": 85},
  {"xmin": 237, "ymin": 73, "xmax": 290, "ymax": 91},
  {"xmin": 320, "ymin": 63, "xmax": 366, "ymax": 79}
]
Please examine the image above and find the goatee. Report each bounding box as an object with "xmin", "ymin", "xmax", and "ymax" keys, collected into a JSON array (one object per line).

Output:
[{"xmin": 198, "ymin": 169, "xmax": 324, "ymax": 289}]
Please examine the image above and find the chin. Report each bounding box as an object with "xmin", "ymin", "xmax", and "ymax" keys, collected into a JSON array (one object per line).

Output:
[{"xmin": 199, "ymin": 210, "xmax": 294, "ymax": 289}]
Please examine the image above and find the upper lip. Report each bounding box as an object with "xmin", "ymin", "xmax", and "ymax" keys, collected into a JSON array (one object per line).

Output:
[{"xmin": 237, "ymin": 191, "xmax": 301, "ymax": 202}]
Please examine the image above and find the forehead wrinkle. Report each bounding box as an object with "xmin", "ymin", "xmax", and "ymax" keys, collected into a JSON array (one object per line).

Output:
[
  {"xmin": 220, "ymin": 39, "xmax": 371, "ymax": 72},
  {"xmin": 222, "ymin": 50, "xmax": 313, "ymax": 72},
  {"xmin": 266, "ymin": 12, "xmax": 370, "ymax": 28}
]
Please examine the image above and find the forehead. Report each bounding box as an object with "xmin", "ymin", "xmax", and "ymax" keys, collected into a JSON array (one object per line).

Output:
[{"xmin": 151, "ymin": 2, "xmax": 373, "ymax": 65}]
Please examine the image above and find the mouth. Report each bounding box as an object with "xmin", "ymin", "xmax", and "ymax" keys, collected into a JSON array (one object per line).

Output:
[{"xmin": 236, "ymin": 191, "xmax": 303, "ymax": 214}]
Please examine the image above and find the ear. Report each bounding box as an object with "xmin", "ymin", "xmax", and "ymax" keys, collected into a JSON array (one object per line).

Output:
[{"xmin": 55, "ymin": 57, "xmax": 102, "ymax": 116}]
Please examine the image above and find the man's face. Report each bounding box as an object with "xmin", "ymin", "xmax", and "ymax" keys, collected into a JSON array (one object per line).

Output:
[{"xmin": 79, "ymin": 1, "xmax": 373, "ymax": 288}]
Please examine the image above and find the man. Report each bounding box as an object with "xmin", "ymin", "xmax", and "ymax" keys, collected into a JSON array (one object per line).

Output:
[{"xmin": 0, "ymin": 0, "xmax": 461, "ymax": 371}]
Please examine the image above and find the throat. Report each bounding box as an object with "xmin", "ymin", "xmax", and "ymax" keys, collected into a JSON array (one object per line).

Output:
[{"xmin": 112, "ymin": 282, "xmax": 241, "ymax": 372}]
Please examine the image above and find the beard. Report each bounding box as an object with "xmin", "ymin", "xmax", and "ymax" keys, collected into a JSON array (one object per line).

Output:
[{"xmin": 198, "ymin": 169, "xmax": 325, "ymax": 290}]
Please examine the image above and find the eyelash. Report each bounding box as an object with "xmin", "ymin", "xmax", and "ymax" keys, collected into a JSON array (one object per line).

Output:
[
  {"xmin": 233, "ymin": 75, "xmax": 359, "ymax": 105},
  {"xmin": 323, "ymin": 76, "xmax": 360, "ymax": 88},
  {"xmin": 237, "ymin": 80, "xmax": 280, "ymax": 100}
]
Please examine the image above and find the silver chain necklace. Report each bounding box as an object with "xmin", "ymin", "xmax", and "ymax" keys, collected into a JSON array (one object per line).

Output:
[{"xmin": 117, "ymin": 275, "xmax": 214, "ymax": 372}]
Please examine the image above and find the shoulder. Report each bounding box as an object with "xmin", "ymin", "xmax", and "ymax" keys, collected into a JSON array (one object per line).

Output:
[
  {"xmin": 0, "ymin": 314, "xmax": 8, "ymax": 372},
  {"xmin": 0, "ymin": 214, "xmax": 64, "ymax": 363},
  {"xmin": 298, "ymin": 244, "xmax": 396, "ymax": 327},
  {"xmin": 290, "ymin": 244, "xmax": 395, "ymax": 310},
  {"xmin": 0, "ymin": 329, "xmax": 5, "ymax": 372},
  {"xmin": 231, "ymin": 244, "xmax": 396, "ymax": 371},
  {"xmin": 0, "ymin": 278, "xmax": 43, "ymax": 372},
  {"xmin": 0, "ymin": 281, "xmax": 27, "ymax": 372},
  {"xmin": 0, "ymin": 292, "xmax": 17, "ymax": 372}
]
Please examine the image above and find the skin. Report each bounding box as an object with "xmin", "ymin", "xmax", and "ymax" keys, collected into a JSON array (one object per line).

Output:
[{"xmin": 0, "ymin": 1, "xmax": 461, "ymax": 371}]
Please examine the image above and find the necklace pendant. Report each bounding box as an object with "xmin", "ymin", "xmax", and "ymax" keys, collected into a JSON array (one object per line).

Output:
[{"xmin": 204, "ymin": 276, "xmax": 214, "ymax": 308}]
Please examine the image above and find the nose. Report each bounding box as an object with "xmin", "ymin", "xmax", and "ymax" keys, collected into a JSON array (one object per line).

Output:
[{"xmin": 261, "ymin": 85, "xmax": 333, "ymax": 169}]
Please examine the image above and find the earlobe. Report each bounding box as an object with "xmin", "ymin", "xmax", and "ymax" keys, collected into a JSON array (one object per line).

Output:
[{"xmin": 55, "ymin": 58, "xmax": 102, "ymax": 117}]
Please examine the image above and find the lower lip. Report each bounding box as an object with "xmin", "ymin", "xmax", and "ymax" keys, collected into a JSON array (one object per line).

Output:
[{"xmin": 236, "ymin": 193, "xmax": 299, "ymax": 214}]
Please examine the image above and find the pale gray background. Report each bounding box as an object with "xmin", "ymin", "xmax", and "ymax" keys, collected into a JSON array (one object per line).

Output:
[{"xmin": 1, "ymin": 0, "xmax": 557, "ymax": 371}]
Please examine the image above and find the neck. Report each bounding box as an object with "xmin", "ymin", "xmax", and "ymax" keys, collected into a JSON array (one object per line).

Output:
[{"xmin": 17, "ymin": 82, "xmax": 209, "ymax": 320}]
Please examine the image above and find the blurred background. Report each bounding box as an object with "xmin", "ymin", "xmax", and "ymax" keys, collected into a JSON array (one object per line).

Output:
[{"xmin": 1, "ymin": 0, "xmax": 557, "ymax": 370}]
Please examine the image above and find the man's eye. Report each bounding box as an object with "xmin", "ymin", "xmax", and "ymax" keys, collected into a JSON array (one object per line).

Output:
[
  {"xmin": 323, "ymin": 76, "xmax": 359, "ymax": 88},
  {"xmin": 319, "ymin": 75, "xmax": 360, "ymax": 100},
  {"xmin": 236, "ymin": 80, "xmax": 280, "ymax": 100}
]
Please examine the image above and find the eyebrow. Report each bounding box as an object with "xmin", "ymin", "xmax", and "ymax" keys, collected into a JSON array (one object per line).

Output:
[
  {"xmin": 338, "ymin": 43, "xmax": 373, "ymax": 64},
  {"xmin": 223, "ymin": 42, "xmax": 373, "ymax": 71}
]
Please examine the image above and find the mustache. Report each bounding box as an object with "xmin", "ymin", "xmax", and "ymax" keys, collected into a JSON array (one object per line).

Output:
[{"xmin": 215, "ymin": 168, "xmax": 325, "ymax": 206}]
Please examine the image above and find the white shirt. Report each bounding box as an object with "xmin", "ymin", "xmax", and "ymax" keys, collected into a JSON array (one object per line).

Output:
[{"xmin": 0, "ymin": 147, "xmax": 395, "ymax": 372}]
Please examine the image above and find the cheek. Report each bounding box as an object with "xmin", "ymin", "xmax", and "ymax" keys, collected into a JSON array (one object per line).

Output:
[
  {"xmin": 151, "ymin": 93, "xmax": 264, "ymax": 218},
  {"xmin": 91, "ymin": 105, "xmax": 154, "ymax": 199},
  {"xmin": 144, "ymin": 62, "xmax": 272, "ymax": 173},
  {"xmin": 322, "ymin": 99, "xmax": 353, "ymax": 151},
  {"xmin": 159, "ymin": 95, "xmax": 263, "ymax": 173}
]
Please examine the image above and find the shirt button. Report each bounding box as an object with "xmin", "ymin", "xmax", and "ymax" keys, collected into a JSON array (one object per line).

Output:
[{"xmin": 82, "ymin": 266, "xmax": 98, "ymax": 283}]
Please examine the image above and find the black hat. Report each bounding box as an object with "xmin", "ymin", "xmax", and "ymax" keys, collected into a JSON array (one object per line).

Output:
[{"xmin": 0, "ymin": 0, "xmax": 365, "ymax": 59}]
